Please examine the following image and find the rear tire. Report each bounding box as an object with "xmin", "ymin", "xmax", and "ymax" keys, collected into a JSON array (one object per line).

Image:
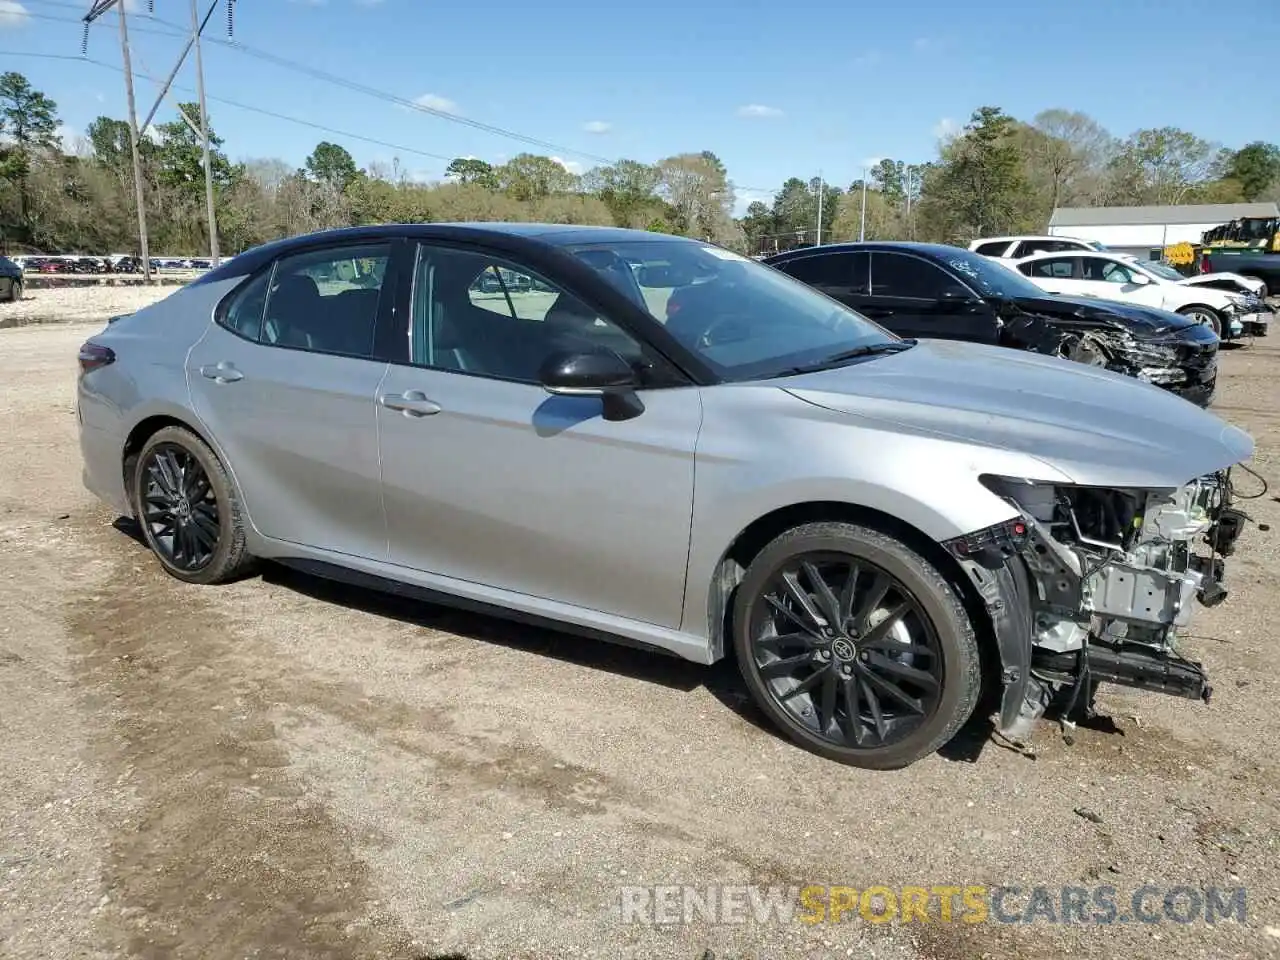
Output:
[
  {"xmin": 732, "ymin": 521, "xmax": 982, "ymax": 770},
  {"xmin": 131, "ymin": 426, "xmax": 255, "ymax": 585},
  {"xmin": 1178, "ymin": 305, "xmax": 1222, "ymax": 337},
  {"xmin": 5, "ymin": 279, "xmax": 20, "ymax": 303}
]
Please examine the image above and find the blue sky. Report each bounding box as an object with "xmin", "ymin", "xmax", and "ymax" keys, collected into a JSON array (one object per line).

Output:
[{"xmin": 2, "ymin": 0, "xmax": 1275, "ymax": 213}]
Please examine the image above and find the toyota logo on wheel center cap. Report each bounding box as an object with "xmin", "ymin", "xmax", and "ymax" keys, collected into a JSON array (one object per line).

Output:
[{"xmin": 831, "ymin": 638, "xmax": 856, "ymax": 662}]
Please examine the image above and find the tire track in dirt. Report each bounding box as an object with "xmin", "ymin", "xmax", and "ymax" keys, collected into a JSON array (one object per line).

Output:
[{"xmin": 64, "ymin": 516, "xmax": 431, "ymax": 960}]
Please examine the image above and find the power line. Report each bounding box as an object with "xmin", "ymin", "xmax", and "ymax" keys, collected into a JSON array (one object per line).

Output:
[
  {"xmin": 68, "ymin": 4, "xmax": 618, "ymax": 165},
  {"xmin": 0, "ymin": 51, "xmax": 458, "ymax": 164}
]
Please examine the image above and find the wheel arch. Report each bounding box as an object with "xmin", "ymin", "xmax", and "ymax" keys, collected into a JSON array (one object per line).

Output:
[
  {"xmin": 121, "ymin": 413, "xmax": 225, "ymax": 515},
  {"xmin": 703, "ymin": 500, "xmax": 1000, "ymax": 688}
]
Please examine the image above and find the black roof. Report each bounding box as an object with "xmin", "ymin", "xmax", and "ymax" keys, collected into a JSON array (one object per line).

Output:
[
  {"xmin": 765, "ymin": 241, "xmax": 970, "ymax": 262},
  {"xmin": 197, "ymin": 222, "xmax": 690, "ymax": 285}
]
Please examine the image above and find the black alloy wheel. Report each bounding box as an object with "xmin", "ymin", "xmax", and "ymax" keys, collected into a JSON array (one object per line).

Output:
[
  {"xmin": 733, "ymin": 522, "xmax": 981, "ymax": 769},
  {"xmin": 132, "ymin": 426, "xmax": 255, "ymax": 585},
  {"xmin": 140, "ymin": 442, "xmax": 221, "ymax": 572}
]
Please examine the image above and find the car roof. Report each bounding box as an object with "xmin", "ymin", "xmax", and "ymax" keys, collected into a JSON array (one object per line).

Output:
[
  {"xmin": 765, "ymin": 240, "xmax": 973, "ymax": 261},
  {"xmin": 1012, "ymin": 248, "xmax": 1116, "ymax": 262},
  {"xmin": 195, "ymin": 222, "xmax": 698, "ymax": 285}
]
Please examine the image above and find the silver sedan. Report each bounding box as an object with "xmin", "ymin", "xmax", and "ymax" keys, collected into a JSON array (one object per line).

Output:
[{"xmin": 76, "ymin": 224, "xmax": 1255, "ymax": 769}]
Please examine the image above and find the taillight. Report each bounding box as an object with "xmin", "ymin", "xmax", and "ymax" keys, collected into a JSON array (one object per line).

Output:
[
  {"xmin": 78, "ymin": 341, "xmax": 115, "ymax": 375},
  {"xmin": 1200, "ymin": 253, "xmax": 1211, "ymax": 274}
]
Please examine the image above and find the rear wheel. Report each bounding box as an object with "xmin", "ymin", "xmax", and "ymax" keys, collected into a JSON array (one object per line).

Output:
[
  {"xmin": 5, "ymin": 279, "xmax": 20, "ymax": 303},
  {"xmin": 732, "ymin": 522, "xmax": 981, "ymax": 770},
  {"xmin": 1178, "ymin": 305, "xmax": 1222, "ymax": 337},
  {"xmin": 131, "ymin": 426, "xmax": 255, "ymax": 585}
]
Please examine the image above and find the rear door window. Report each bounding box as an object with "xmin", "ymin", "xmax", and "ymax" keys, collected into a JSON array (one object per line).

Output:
[
  {"xmin": 778, "ymin": 252, "xmax": 870, "ymax": 297},
  {"xmin": 870, "ymin": 252, "xmax": 966, "ymax": 299},
  {"xmin": 973, "ymin": 241, "xmax": 1009, "ymax": 256},
  {"xmin": 1024, "ymin": 257, "xmax": 1078, "ymax": 279}
]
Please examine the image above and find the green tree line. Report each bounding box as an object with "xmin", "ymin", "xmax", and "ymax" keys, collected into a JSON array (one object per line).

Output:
[{"xmin": 2, "ymin": 71, "xmax": 1278, "ymax": 258}]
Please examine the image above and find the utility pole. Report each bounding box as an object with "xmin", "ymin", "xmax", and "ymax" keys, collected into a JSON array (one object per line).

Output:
[
  {"xmin": 118, "ymin": 6, "xmax": 152, "ymax": 281},
  {"xmin": 859, "ymin": 167, "xmax": 868, "ymax": 242},
  {"xmin": 190, "ymin": 0, "xmax": 219, "ymax": 265},
  {"xmin": 85, "ymin": 0, "xmax": 231, "ymax": 271},
  {"xmin": 815, "ymin": 171, "xmax": 823, "ymax": 247},
  {"xmin": 904, "ymin": 164, "xmax": 916, "ymax": 241}
]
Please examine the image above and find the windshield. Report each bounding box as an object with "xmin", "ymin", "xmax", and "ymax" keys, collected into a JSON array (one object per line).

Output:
[
  {"xmin": 933, "ymin": 247, "xmax": 1050, "ymax": 300},
  {"xmin": 1139, "ymin": 260, "xmax": 1184, "ymax": 281},
  {"xmin": 566, "ymin": 239, "xmax": 902, "ymax": 379}
]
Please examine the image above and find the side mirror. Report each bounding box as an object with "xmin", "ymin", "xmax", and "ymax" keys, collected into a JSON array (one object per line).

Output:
[
  {"xmin": 939, "ymin": 288, "xmax": 981, "ymax": 309},
  {"xmin": 538, "ymin": 350, "xmax": 644, "ymax": 421},
  {"xmin": 1129, "ymin": 272, "xmax": 1151, "ymax": 285}
]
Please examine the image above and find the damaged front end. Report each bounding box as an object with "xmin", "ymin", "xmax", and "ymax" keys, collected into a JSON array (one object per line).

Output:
[
  {"xmin": 1002, "ymin": 312, "xmax": 1218, "ymax": 406},
  {"xmin": 945, "ymin": 471, "xmax": 1248, "ymax": 739}
]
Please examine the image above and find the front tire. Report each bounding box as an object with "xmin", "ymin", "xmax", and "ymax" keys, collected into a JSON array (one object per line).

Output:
[
  {"xmin": 5, "ymin": 279, "xmax": 20, "ymax": 303},
  {"xmin": 1178, "ymin": 305, "xmax": 1222, "ymax": 337},
  {"xmin": 732, "ymin": 522, "xmax": 981, "ymax": 770},
  {"xmin": 132, "ymin": 426, "xmax": 255, "ymax": 585}
]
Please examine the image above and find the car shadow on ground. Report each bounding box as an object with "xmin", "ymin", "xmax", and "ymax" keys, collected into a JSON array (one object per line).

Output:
[{"xmin": 111, "ymin": 516, "xmax": 1010, "ymax": 766}]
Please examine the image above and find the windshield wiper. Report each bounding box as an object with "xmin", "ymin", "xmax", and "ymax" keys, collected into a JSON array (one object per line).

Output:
[{"xmin": 776, "ymin": 339, "xmax": 917, "ymax": 375}]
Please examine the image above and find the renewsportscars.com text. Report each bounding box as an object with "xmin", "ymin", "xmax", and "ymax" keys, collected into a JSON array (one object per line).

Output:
[{"xmin": 619, "ymin": 884, "xmax": 1248, "ymax": 926}]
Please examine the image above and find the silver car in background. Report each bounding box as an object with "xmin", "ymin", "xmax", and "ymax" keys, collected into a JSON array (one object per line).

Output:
[{"xmin": 76, "ymin": 224, "xmax": 1254, "ymax": 769}]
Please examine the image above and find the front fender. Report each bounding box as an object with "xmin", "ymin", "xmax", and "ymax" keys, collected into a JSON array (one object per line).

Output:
[{"xmin": 679, "ymin": 384, "xmax": 1053, "ymax": 641}]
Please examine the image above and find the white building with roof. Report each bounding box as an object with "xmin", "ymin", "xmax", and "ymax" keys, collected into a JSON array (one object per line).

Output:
[{"xmin": 1047, "ymin": 202, "xmax": 1280, "ymax": 259}]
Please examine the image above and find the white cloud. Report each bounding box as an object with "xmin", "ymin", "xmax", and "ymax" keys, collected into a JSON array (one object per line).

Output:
[
  {"xmin": 0, "ymin": 1, "xmax": 29, "ymax": 28},
  {"xmin": 55, "ymin": 123, "xmax": 82, "ymax": 152},
  {"xmin": 852, "ymin": 50, "xmax": 882, "ymax": 67},
  {"xmin": 933, "ymin": 117, "xmax": 960, "ymax": 140},
  {"xmin": 862, "ymin": 156, "xmax": 884, "ymax": 169},
  {"xmin": 733, "ymin": 188, "xmax": 773, "ymax": 216},
  {"xmin": 413, "ymin": 93, "xmax": 458, "ymax": 114},
  {"xmin": 582, "ymin": 120, "xmax": 611, "ymax": 134},
  {"xmin": 736, "ymin": 104, "xmax": 783, "ymax": 119},
  {"xmin": 550, "ymin": 156, "xmax": 583, "ymax": 175}
]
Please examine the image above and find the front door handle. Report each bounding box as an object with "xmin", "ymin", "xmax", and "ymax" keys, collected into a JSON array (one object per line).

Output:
[
  {"xmin": 379, "ymin": 390, "xmax": 441, "ymax": 417},
  {"xmin": 199, "ymin": 362, "xmax": 243, "ymax": 383}
]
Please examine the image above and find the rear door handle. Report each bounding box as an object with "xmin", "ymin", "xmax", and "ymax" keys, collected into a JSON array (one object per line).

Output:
[
  {"xmin": 379, "ymin": 390, "xmax": 441, "ymax": 417},
  {"xmin": 199, "ymin": 362, "xmax": 243, "ymax": 383}
]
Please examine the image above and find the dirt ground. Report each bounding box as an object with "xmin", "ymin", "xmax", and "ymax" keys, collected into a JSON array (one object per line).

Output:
[{"xmin": 2, "ymin": 318, "xmax": 1279, "ymax": 960}]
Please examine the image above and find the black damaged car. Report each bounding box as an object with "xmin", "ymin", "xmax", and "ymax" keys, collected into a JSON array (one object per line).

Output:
[{"xmin": 763, "ymin": 241, "xmax": 1219, "ymax": 406}]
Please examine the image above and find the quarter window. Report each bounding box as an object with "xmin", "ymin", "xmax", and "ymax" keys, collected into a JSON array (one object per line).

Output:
[
  {"xmin": 258, "ymin": 243, "xmax": 392, "ymax": 358},
  {"xmin": 411, "ymin": 245, "xmax": 653, "ymax": 384},
  {"xmin": 973, "ymin": 241, "xmax": 1009, "ymax": 256},
  {"xmin": 219, "ymin": 269, "xmax": 271, "ymax": 340}
]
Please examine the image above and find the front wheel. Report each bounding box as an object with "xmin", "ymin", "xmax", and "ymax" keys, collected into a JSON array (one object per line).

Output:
[
  {"xmin": 732, "ymin": 522, "xmax": 981, "ymax": 770},
  {"xmin": 1178, "ymin": 305, "xmax": 1222, "ymax": 337},
  {"xmin": 5, "ymin": 279, "xmax": 21, "ymax": 303}
]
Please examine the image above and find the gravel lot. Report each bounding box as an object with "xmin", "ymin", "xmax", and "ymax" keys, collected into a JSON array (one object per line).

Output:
[
  {"xmin": 0, "ymin": 285, "xmax": 174, "ymax": 328},
  {"xmin": 1, "ymin": 313, "xmax": 1279, "ymax": 960}
]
